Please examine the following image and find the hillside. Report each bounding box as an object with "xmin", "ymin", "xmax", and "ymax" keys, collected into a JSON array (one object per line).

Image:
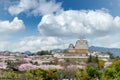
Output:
[{"xmin": 89, "ymin": 46, "xmax": 120, "ymax": 56}]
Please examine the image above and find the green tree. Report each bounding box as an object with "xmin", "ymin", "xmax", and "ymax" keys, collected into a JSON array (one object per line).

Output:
[
  {"xmin": 2, "ymin": 69, "xmax": 19, "ymax": 80},
  {"xmin": 103, "ymin": 67, "xmax": 117, "ymax": 79},
  {"xmin": 86, "ymin": 66, "xmax": 100, "ymax": 79},
  {"xmin": 87, "ymin": 55, "xmax": 99, "ymax": 69},
  {"xmin": 109, "ymin": 58, "xmax": 120, "ymax": 72},
  {"xmin": 5, "ymin": 60, "xmax": 16, "ymax": 69},
  {"xmin": 45, "ymin": 69, "xmax": 61, "ymax": 80},
  {"xmin": 108, "ymin": 58, "xmax": 120, "ymax": 78},
  {"xmin": 98, "ymin": 59, "xmax": 105, "ymax": 69},
  {"xmin": 76, "ymin": 69, "xmax": 90, "ymax": 80},
  {"xmin": 37, "ymin": 50, "xmax": 51, "ymax": 55},
  {"xmin": 34, "ymin": 69, "xmax": 43, "ymax": 80},
  {"xmin": 95, "ymin": 55, "xmax": 99, "ymax": 63},
  {"xmin": 87, "ymin": 54, "xmax": 92, "ymax": 63},
  {"xmin": 25, "ymin": 69, "xmax": 33, "ymax": 79},
  {"xmin": 106, "ymin": 52, "xmax": 114, "ymax": 59}
]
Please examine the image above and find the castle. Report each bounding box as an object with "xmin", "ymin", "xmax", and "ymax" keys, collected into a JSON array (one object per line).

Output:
[
  {"xmin": 53, "ymin": 37, "xmax": 110, "ymax": 61},
  {"xmin": 68, "ymin": 37, "xmax": 88, "ymax": 56}
]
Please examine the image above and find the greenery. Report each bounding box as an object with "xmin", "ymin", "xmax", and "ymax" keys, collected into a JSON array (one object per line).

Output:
[
  {"xmin": 1, "ymin": 57, "xmax": 120, "ymax": 80},
  {"xmin": 106, "ymin": 52, "xmax": 115, "ymax": 59},
  {"xmin": 36, "ymin": 50, "xmax": 52, "ymax": 55}
]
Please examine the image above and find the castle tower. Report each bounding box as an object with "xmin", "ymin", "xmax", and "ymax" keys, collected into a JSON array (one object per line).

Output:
[
  {"xmin": 74, "ymin": 37, "xmax": 88, "ymax": 55},
  {"xmin": 68, "ymin": 44, "xmax": 75, "ymax": 53},
  {"xmin": 68, "ymin": 37, "xmax": 88, "ymax": 55}
]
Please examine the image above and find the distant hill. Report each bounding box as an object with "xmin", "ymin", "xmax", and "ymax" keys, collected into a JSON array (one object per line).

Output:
[
  {"xmin": 52, "ymin": 46, "xmax": 120, "ymax": 56},
  {"xmin": 89, "ymin": 46, "xmax": 120, "ymax": 56},
  {"xmin": 52, "ymin": 48, "xmax": 66, "ymax": 53},
  {"xmin": 24, "ymin": 51, "xmax": 32, "ymax": 54}
]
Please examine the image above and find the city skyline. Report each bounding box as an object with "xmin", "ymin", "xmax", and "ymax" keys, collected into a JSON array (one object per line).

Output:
[{"xmin": 0, "ymin": 0, "xmax": 120, "ymax": 52}]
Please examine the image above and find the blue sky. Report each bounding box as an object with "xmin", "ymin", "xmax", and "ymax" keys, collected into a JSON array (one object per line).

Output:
[{"xmin": 0, "ymin": 0, "xmax": 120, "ymax": 52}]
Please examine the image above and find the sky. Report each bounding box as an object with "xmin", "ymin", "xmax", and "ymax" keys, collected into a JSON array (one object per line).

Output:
[{"xmin": 0, "ymin": 0, "xmax": 120, "ymax": 52}]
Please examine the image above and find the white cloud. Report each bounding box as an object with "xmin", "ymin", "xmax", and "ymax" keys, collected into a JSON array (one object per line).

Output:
[
  {"xmin": 38, "ymin": 10, "xmax": 120, "ymax": 37},
  {"xmin": 0, "ymin": 36, "xmax": 69, "ymax": 52},
  {"xmin": 16, "ymin": 36, "xmax": 63, "ymax": 51},
  {"xmin": 0, "ymin": 41, "xmax": 10, "ymax": 51},
  {"xmin": 0, "ymin": 17, "xmax": 25, "ymax": 33},
  {"xmin": 92, "ymin": 34, "xmax": 120, "ymax": 48},
  {"xmin": 1, "ymin": 34, "xmax": 120, "ymax": 52},
  {"xmin": 8, "ymin": 0, "xmax": 62, "ymax": 16},
  {"xmin": 1, "ymin": 0, "xmax": 120, "ymax": 51}
]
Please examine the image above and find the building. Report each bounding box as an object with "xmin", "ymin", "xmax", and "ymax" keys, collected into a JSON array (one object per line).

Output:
[
  {"xmin": 53, "ymin": 37, "xmax": 110, "ymax": 61},
  {"xmin": 89, "ymin": 51, "xmax": 110, "ymax": 61},
  {"xmin": 53, "ymin": 37, "xmax": 89, "ymax": 59},
  {"xmin": 68, "ymin": 37, "xmax": 88, "ymax": 56}
]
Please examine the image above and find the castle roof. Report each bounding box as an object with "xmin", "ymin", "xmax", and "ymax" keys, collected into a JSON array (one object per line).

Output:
[
  {"xmin": 75, "ymin": 37, "xmax": 88, "ymax": 49},
  {"xmin": 69, "ymin": 44, "xmax": 74, "ymax": 49}
]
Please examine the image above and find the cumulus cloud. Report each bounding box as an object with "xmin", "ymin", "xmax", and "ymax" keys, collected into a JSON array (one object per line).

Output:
[
  {"xmin": 92, "ymin": 34, "xmax": 120, "ymax": 48},
  {"xmin": 0, "ymin": 41, "xmax": 10, "ymax": 51},
  {"xmin": 14, "ymin": 36, "xmax": 64, "ymax": 51},
  {"xmin": 0, "ymin": 36, "xmax": 69, "ymax": 52},
  {"xmin": 38, "ymin": 10, "xmax": 120, "ymax": 37},
  {"xmin": 0, "ymin": 17, "xmax": 25, "ymax": 33},
  {"xmin": 4, "ymin": 0, "xmax": 120, "ymax": 50},
  {"xmin": 1, "ymin": 34, "xmax": 120, "ymax": 52},
  {"xmin": 8, "ymin": 0, "xmax": 62, "ymax": 16}
]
